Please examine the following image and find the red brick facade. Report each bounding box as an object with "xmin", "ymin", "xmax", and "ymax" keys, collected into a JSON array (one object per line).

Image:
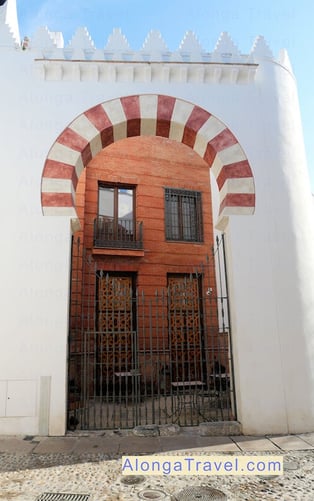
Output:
[{"xmin": 76, "ymin": 135, "xmax": 215, "ymax": 287}]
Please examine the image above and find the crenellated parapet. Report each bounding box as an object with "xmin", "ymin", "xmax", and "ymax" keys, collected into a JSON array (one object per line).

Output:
[
  {"xmin": 22, "ymin": 28, "xmax": 289, "ymax": 84},
  {"xmin": 0, "ymin": 1, "xmax": 293, "ymax": 84},
  {"xmin": 28, "ymin": 27, "xmax": 274, "ymax": 65}
]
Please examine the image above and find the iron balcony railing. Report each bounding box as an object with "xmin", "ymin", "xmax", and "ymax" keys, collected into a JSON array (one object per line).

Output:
[{"xmin": 93, "ymin": 216, "xmax": 143, "ymax": 249}]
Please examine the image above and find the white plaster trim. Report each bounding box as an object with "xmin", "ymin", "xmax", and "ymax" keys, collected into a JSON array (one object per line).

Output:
[
  {"xmin": 101, "ymin": 99, "xmax": 127, "ymax": 126},
  {"xmin": 193, "ymin": 116, "xmax": 226, "ymax": 157},
  {"xmin": 139, "ymin": 94, "xmax": 158, "ymax": 117},
  {"xmin": 48, "ymin": 142, "xmax": 82, "ymax": 168},
  {"xmin": 112, "ymin": 122, "xmax": 127, "ymax": 141},
  {"xmin": 221, "ymin": 205, "xmax": 255, "ymax": 216},
  {"xmin": 42, "ymin": 206, "xmax": 77, "ymax": 216},
  {"xmin": 101, "ymin": 99, "xmax": 127, "ymax": 142},
  {"xmin": 139, "ymin": 94, "xmax": 158, "ymax": 135},
  {"xmin": 70, "ymin": 114, "xmax": 100, "ymax": 141},
  {"xmin": 71, "ymin": 217, "xmax": 82, "ymax": 233},
  {"xmin": 171, "ymin": 99, "xmax": 194, "ymax": 126},
  {"xmin": 140, "ymin": 118, "xmax": 157, "ymax": 136},
  {"xmin": 215, "ymin": 214, "xmax": 229, "ymax": 231},
  {"xmin": 211, "ymin": 154, "xmax": 223, "ymax": 178},
  {"xmin": 69, "ymin": 114, "xmax": 102, "ymax": 157},
  {"xmin": 219, "ymin": 143, "xmax": 247, "ymax": 166},
  {"xmin": 220, "ymin": 177, "xmax": 255, "ymax": 200},
  {"xmin": 73, "ymin": 156, "xmax": 85, "ymax": 179},
  {"xmin": 211, "ymin": 143, "xmax": 248, "ymax": 179},
  {"xmin": 168, "ymin": 97, "xmax": 194, "ymax": 141},
  {"xmin": 41, "ymin": 178, "xmax": 73, "ymax": 194},
  {"xmin": 169, "ymin": 121, "xmax": 185, "ymax": 142},
  {"xmin": 89, "ymin": 134, "xmax": 103, "ymax": 157}
]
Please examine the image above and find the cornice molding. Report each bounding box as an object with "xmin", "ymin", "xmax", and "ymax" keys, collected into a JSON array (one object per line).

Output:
[{"xmin": 34, "ymin": 59, "xmax": 258, "ymax": 84}]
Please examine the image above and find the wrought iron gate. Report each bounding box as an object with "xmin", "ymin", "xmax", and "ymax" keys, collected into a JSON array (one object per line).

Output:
[{"xmin": 68, "ymin": 235, "xmax": 236, "ymax": 429}]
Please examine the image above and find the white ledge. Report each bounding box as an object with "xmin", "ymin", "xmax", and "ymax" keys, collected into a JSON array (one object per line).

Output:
[{"xmin": 34, "ymin": 59, "xmax": 258, "ymax": 84}]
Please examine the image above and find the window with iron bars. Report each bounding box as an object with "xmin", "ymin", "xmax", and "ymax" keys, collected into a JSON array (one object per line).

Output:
[{"xmin": 164, "ymin": 188, "xmax": 203, "ymax": 242}]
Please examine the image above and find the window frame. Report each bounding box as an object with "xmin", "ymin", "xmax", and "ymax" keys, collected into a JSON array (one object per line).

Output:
[
  {"xmin": 164, "ymin": 187, "xmax": 203, "ymax": 243},
  {"xmin": 94, "ymin": 183, "xmax": 140, "ymax": 249},
  {"xmin": 98, "ymin": 183, "xmax": 136, "ymax": 221}
]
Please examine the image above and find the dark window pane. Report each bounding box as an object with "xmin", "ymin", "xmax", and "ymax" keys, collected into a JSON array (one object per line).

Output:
[{"xmin": 165, "ymin": 188, "xmax": 203, "ymax": 242}]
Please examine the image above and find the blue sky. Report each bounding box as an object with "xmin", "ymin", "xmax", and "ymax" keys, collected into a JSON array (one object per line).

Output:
[{"xmin": 17, "ymin": 0, "xmax": 314, "ymax": 190}]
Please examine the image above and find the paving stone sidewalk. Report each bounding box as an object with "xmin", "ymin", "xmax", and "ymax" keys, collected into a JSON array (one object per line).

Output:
[{"xmin": 0, "ymin": 431, "xmax": 313, "ymax": 500}]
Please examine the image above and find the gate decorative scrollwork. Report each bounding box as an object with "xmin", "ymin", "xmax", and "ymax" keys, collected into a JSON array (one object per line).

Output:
[{"xmin": 97, "ymin": 274, "xmax": 133, "ymax": 377}]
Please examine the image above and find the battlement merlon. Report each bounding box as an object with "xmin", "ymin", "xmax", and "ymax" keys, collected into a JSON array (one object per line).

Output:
[{"xmin": 0, "ymin": 0, "xmax": 20, "ymax": 46}]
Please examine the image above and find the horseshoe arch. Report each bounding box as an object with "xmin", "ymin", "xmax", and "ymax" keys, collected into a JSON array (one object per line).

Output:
[{"xmin": 41, "ymin": 94, "xmax": 255, "ymax": 225}]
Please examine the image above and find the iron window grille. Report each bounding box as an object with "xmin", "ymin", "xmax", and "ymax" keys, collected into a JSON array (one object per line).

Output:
[{"xmin": 165, "ymin": 188, "xmax": 203, "ymax": 242}]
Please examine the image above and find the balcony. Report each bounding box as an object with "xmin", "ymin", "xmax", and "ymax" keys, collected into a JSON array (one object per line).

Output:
[{"xmin": 93, "ymin": 216, "xmax": 143, "ymax": 252}]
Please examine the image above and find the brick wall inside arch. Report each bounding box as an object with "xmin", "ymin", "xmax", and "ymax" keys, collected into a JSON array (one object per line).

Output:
[{"xmin": 76, "ymin": 135, "xmax": 215, "ymax": 285}]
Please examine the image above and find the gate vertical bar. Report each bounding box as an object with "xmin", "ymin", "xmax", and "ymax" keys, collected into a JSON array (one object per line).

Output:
[
  {"xmin": 81, "ymin": 249, "xmax": 88, "ymax": 429},
  {"xmin": 221, "ymin": 233, "xmax": 237, "ymax": 420}
]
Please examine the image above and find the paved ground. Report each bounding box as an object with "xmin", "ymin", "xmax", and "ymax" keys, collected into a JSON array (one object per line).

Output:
[{"xmin": 0, "ymin": 430, "xmax": 314, "ymax": 500}]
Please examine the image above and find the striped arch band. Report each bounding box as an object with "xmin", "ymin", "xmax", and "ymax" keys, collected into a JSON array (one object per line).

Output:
[{"xmin": 41, "ymin": 94, "xmax": 255, "ymax": 225}]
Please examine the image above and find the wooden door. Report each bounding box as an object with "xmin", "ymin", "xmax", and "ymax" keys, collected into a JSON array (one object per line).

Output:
[{"xmin": 168, "ymin": 275, "xmax": 203, "ymax": 382}]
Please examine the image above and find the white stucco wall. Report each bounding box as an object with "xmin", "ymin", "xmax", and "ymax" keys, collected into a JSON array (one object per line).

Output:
[
  {"xmin": 226, "ymin": 60, "xmax": 314, "ymax": 434},
  {"xmin": 0, "ymin": 215, "xmax": 71, "ymax": 435},
  {"xmin": 1, "ymin": 35, "xmax": 314, "ymax": 435}
]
